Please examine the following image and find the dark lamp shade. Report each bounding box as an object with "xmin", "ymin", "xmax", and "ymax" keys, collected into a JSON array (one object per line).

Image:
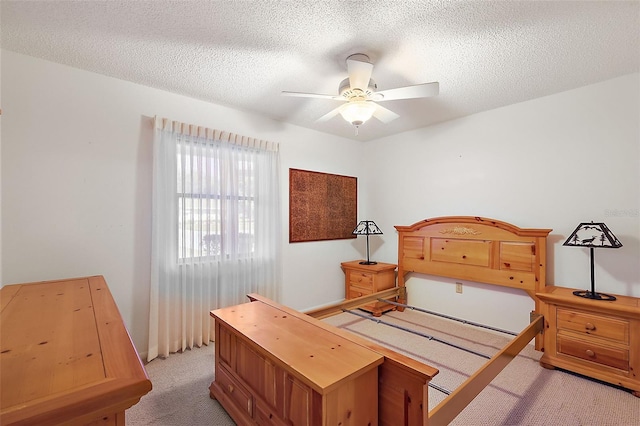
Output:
[{"xmin": 563, "ymin": 222, "xmax": 623, "ymax": 248}]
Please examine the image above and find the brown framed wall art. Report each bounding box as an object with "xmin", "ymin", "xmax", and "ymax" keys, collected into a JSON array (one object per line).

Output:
[{"xmin": 289, "ymin": 168, "xmax": 357, "ymax": 243}]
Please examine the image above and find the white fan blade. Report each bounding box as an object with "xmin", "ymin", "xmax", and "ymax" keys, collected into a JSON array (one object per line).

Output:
[
  {"xmin": 375, "ymin": 82, "xmax": 439, "ymax": 101},
  {"xmin": 316, "ymin": 105, "xmax": 343, "ymax": 122},
  {"xmin": 372, "ymin": 103, "xmax": 400, "ymax": 123},
  {"xmin": 346, "ymin": 56, "xmax": 374, "ymax": 91},
  {"xmin": 281, "ymin": 91, "xmax": 344, "ymax": 101}
]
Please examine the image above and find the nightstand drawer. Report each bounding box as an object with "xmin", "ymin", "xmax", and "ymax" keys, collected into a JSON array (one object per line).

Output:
[
  {"xmin": 349, "ymin": 286, "xmax": 372, "ymax": 299},
  {"xmin": 348, "ymin": 271, "xmax": 374, "ymax": 290},
  {"xmin": 557, "ymin": 308, "xmax": 629, "ymax": 344},
  {"xmin": 557, "ymin": 335, "xmax": 629, "ymax": 371}
]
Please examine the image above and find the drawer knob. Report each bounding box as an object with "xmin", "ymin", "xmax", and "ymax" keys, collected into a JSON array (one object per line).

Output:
[
  {"xmin": 585, "ymin": 349, "xmax": 595, "ymax": 357},
  {"xmin": 228, "ymin": 384, "xmax": 234, "ymax": 393},
  {"xmin": 585, "ymin": 323, "xmax": 596, "ymax": 331}
]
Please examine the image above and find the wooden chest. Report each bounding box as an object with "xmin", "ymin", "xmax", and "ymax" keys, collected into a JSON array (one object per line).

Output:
[{"xmin": 209, "ymin": 297, "xmax": 383, "ymax": 425}]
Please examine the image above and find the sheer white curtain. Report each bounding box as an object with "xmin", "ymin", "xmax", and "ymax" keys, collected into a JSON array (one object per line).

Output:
[{"xmin": 148, "ymin": 117, "xmax": 281, "ymax": 361}]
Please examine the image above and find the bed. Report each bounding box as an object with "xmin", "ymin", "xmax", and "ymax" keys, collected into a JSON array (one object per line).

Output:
[
  {"xmin": 211, "ymin": 216, "xmax": 552, "ymax": 425},
  {"xmin": 304, "ymin": 216, "xmax": 552, "ymax": 425}
]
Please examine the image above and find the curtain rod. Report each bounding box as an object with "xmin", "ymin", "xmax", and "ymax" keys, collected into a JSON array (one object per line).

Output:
[{"xmin": 154, "ymin": 116, "xmax": 279, "ymax": 152}]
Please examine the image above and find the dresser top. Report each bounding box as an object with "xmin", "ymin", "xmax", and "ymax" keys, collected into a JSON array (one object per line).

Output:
[
  {"xmin": 211, "ymin": 300, "xmax": 384, "ymax": 394},
  {"xmin": 0, "ymin": 276, "xmax": 151, "ymax": 424}
]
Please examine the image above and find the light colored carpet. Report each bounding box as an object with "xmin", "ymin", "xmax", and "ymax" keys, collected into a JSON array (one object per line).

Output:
[
  {"xmin": 126, "ymin": 343, "xmax": 234, "ymax": 426},
  {"xmin": 325, "ymin": 309, "xmax": 640, "ymax": 425},
  {"xmin": 127, "ymin": 308, "xmax": 640, "ymax": 425}
]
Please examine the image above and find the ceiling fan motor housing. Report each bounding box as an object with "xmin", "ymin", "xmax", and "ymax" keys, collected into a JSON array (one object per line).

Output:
[{"xmin": 339, "ymin": 78, "xmax": 377, "ymax": 100}]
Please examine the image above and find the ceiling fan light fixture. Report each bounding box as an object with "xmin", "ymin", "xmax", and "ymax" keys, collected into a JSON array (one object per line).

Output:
[{"xmin": 340, "ymin": 101, "xmax": 376, "ymax": 126}]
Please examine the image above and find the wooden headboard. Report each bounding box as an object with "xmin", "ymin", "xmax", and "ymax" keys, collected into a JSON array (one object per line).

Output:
[{"xmin": 395, "ymin": 216, "xmax": 552, "ymax": 303}]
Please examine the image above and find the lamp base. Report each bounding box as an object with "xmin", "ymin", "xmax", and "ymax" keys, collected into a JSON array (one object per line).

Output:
[
  {"xmin": 359, "ymin": 261, "xmax": 378, "ymax": 265},
  {"xmin": 572, "ymin": 290, "xmax": 617, "ymax": 301}
]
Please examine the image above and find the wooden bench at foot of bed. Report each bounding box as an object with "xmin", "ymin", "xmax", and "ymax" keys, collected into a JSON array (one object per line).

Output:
[{"xmin": 255, "ymin": 294, "xmax": 439, "ymax": 425}]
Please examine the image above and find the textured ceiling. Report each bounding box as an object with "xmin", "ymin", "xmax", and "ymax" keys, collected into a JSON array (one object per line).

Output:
[{"xmin": 2, "ymin": 1, "xmax": 639, "ymax": 141}]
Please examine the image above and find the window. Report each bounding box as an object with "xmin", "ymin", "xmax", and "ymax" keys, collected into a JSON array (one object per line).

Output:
[
  {"xmin": 149, "ymin": 117, "xmax": 281, "ymax": 361},
  {"xmin": 177, "ymin": 147, "xmax": 256, "ymax": 259}
]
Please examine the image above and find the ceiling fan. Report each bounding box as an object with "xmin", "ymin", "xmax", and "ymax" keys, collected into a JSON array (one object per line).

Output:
[{"xmin": 282, "ymin": 53, "xmax": 439, "ymax": 133}]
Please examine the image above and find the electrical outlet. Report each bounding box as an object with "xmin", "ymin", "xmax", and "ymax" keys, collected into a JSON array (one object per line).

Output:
[{"xmin": 456, "ymin": 282, "xmax": 463, "ymax": 293}]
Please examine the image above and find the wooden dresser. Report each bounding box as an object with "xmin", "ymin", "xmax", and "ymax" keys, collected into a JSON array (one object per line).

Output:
[
  {"xmin": 341, "ymin": 260, "xmax": 397, "ymax": 316},
  {"xmin": 538, "ymin": 286, "xmax": 640, "ymax": 397},
  {"xmin": 209, "ymin": 296, "xmax": 383, "ymax": 425},
  {"xmin": 0, "ymin": 276, "xmax": 152, "ymax": 425}
]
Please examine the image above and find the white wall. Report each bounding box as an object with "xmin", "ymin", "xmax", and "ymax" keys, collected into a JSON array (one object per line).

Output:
[
  {"xmin": 1, "ymin": 50, "xmax": 370, "ymax": 355},
  {"xmin": 0, "ymin": 47, "xmax": 3, "ymax": 284},
  {"xmin": 367, "ymin": 73, "xmax": 640, "ymax": 332},
  {"xmin": 2, "ymin": 49, "xmax": 638, "ymax": 354}
]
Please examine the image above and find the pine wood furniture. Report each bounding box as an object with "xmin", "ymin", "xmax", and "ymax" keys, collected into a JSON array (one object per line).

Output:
[
  {"xmin": 209, "ymin": 297, "xmax": 385, "ymax": 425},
  {"xmin": 341, "ymin": 260, "xmax": 397, "ymax": 316},
  {"xmin": 538, "ymin": 286, "xmax": 640, "ymax": 397},
  {"xmin": 394, "ymin": 216, "xmax": 552, "ymax": 308},
  {"xmin": 223, "ymin": 216, "xmax": 547, "ymax": 426},
  {"xmin": 225, "ymin": 216, "xmax": 635, "ymax": 424},
  {"xmin": 0, "ymin": 276, "xmax": 151, "ymax": 426},
  {"xmin": 306, "ymin": 216, "xmax": 552, "ymax": 425}
]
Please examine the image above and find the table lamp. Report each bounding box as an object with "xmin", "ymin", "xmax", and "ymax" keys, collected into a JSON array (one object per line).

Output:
[
  {"xmin": 352, "ymin": 220, "xmax": 383, "ymax": 265},
  {"xmin": 563, "ymin": 221, "xmax": 622, "ymax": 301}
]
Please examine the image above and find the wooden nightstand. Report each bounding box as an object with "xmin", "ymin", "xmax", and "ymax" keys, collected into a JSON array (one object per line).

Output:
[
  {"xmin": 537, "ymin": 286, "xmax": 640, "ymax": 397},
  {"xmin": 341, "ymin": 260, "xmax": 397, "ymax": 316}
]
